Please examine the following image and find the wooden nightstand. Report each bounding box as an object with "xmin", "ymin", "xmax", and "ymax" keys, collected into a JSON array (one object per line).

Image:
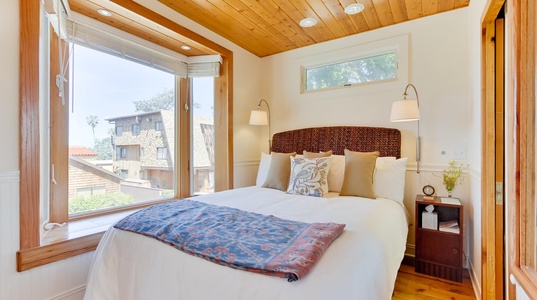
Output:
[{"xmin": 415, "ymin": 195, "xmax": 463, "ymax": 282}]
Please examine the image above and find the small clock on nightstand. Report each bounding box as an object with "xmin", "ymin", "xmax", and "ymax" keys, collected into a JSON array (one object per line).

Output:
[{"xmin": 422, "ymin": 185, "xmax": 435, "ymax": 201}]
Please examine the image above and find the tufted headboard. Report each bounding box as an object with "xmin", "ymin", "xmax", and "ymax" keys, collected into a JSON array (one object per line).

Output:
[{"xmin": 271, "ymin": 126, "xmax": 401, "ymax": 158}]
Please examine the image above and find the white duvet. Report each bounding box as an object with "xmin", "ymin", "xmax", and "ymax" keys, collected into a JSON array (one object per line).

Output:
[{"xmin": 84, "ymin": 186, "xmax": 408, "ymax": 300}]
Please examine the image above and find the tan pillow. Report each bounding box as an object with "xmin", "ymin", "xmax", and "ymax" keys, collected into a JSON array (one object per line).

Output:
[
  {"xmin": 339, "ymin": 150, "xmax": 380, "ymax": 199},
  {"xmin": 303, "ymin": 150, "xmax": 333, "ymax": 158},
  {"xmin": 262, "ymin": 152, "xmax": 297, "ymax": 191}
]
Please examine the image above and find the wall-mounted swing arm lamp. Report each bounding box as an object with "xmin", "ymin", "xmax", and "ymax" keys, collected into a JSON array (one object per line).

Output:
[
  {"xmin": 390, "ymin": 83, "xmax": 421, "ymax": 173},
  {"xmin": 249, "ymin": 99, "xmax": 272, "ymax": 153}
]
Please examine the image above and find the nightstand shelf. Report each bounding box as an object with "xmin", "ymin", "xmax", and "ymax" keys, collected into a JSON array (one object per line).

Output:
[{"xmin": 415, "ymin": 195, "xmax": 463, "ymax": 282}]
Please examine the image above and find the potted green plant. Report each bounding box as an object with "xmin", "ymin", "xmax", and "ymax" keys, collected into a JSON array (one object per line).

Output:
[{"xmin": 440, "ymin": 161, "xmax": 468, "ymax": 197}]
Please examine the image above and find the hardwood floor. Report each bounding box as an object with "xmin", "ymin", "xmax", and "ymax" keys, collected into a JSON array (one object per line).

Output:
[{"xmin": 393, "ymin": 264, "xmax": 476, "ymax": 300}]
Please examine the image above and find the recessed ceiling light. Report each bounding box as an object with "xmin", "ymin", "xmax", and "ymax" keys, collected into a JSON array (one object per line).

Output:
[
  {"xmin": 344, "ymin": 3, "xmax": 365, "ymax": 15},
  {"xmin": 181, "ymin": 45, "xmax": 191, "ymax": 50},
  {"xmin": 299, "ymin": 17, "xmax": 317, "ymax": 28},
  {"xmin": 97, "ymin": 9, "xmax": 112, "ymax": 17}
]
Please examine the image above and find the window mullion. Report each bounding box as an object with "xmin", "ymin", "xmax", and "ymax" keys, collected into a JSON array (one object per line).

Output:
[
  {"xmin": 48, "ymin": 26, "xmax": 69, "ymax": 224},
  {"xmin": 178, "ymin": 77, "xmax": 190, "ymax": 198}
]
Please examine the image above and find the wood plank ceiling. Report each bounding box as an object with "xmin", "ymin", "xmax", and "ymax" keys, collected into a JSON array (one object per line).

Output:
[
  {"xmin": 158, "ymin": 0, "xmax": 470, "ymax": 57},
  {"xmin": 70, "ymin": 0, "xmax": 469, "ymax": 58},
  {"xmin": 69, "ymin": 0, "xmax": 220, "ymax": 56}
]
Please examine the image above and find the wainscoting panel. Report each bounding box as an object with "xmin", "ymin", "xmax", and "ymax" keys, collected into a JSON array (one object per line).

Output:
[
  {"xmin": 0, "ymin": 163, "xmax": 260, "ymax": 299},
  {"xmin": 0, "ymin": 171, "xmax": 93, "ymax": 300},
  {"xmin": 234, "ymin": 161, "xmax": 259, "ymax": 188}
]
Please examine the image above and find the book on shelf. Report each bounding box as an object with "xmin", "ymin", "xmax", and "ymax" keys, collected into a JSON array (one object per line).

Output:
[
  {"xmin": 440, "ymin": 197, "xmax": 461, "ymax": 205},
  {"xmin": 439, "ymin": 219, "xmax": 460, "ymax": 234}
]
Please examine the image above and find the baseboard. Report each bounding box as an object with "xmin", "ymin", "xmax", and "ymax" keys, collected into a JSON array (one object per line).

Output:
[
  {"xmin": 47, "ymin": 285, "xmax": 86, "ymax": 300},
  {"xmin": 402, "ymin": 254, "xmax": 415, "ymax": 267},
  {"xmin": 467, "ymin": 257, "xmax": 482, "ymax": 300},
  {"xmin": 405, "ymin": 243, "xmax": 415, "ymax": 257}
]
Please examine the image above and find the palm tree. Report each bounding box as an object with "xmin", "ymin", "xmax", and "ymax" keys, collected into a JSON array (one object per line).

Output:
[{"xmin": 86, "ymin": 115, "xmax": 99, "ymax": 146}]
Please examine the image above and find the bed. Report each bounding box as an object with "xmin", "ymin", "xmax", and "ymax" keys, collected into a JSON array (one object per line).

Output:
[{"xmin": 84, "ymin": 126, "xmax": 408, "ymax": 300}]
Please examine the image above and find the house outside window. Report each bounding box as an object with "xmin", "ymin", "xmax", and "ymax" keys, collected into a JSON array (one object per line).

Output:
[
  {"xmin": 132, "ymin": 124, "xmax": 141, "ymax": 136},
  {"xmin": 116, "ymin": 126, "xmax": 123, "ymax": 136},
  {"xmin": 157, "ymin": 147, "xmax": 167, "ymax": 160}
]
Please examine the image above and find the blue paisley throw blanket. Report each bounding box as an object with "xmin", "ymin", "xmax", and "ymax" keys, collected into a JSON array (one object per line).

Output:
[{"xmin": 114, "ymin": 199, "xmax": 345, "ymax": 282}]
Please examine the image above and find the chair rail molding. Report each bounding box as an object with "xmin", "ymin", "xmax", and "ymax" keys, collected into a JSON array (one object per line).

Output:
[{"xmin": 0, "ymin": 170, "xmax": 20, "ymax": 183}]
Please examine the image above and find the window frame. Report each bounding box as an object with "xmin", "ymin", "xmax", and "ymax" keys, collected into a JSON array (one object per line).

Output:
[
  {"xmin": 157, "ymin": 147, "xmax": 167, "ymax": 160},
  {"xmin": 116, "ymin": 125, "xmax": 123, "ymax": 136},
  {"xmin": 297, "ymin": 34, "xmax": 408, "ymax": 97},
  {"xmin": 302, "ymin": 50, "xmax": 397, "ymax": 93},
  {"xmin": 155, "ymin": 121, "xmax": 163, "ymax": 131},
  {"xmin": 116, "ymin": 147, "xmax": 127, "ymax": 159},
  {"xmin": 18, "ymin": 0, "xmax": 234, "ymax": 272},
  {"xmin": 132, "ymin": 123, "xmax": 141, "ymax": 136}
]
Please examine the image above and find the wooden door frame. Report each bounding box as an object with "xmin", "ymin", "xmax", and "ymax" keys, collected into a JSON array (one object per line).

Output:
[{"xmin": 481, "ymin": 0, "xmax": 505, "ymax": 299}]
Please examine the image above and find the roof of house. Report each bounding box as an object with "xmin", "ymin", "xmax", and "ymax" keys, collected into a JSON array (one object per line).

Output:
[
  {"xmin": 69, "ymin": 146, "xmax": 97, "ymax": 156},
  {"xmin": 105, "ymin": 110, "xmax": 162, "ymax": 122},
  {"xmin": 69, "ymin": 156, "xmax": 123, "ymax": 183}
]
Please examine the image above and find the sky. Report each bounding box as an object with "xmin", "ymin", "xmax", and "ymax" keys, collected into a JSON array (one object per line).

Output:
[{"xmin": 69, "ymin": 45, "xmax": 214, "ymax": 148}]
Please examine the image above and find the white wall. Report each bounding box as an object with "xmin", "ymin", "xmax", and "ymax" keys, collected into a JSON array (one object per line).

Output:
[
  {"xmin": 0, "ymin": 0, "xmax": 20, "ymax": 173},
  {"xmin": 260, "ymin": 4, "xmax": 473, "ymax": 281}
]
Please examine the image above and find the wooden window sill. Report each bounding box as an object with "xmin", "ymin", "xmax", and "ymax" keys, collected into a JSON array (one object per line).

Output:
[{"xmin": 17, "ymin": 210, "xmax": 136, "ymax": 272}]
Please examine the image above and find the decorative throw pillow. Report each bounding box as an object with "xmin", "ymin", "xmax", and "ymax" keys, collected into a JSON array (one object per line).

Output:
[
  {"xmin": 328, "ymin": 155, "xmax": 396, "ymax": 193},
  {"xmin": 339, "ymin": 150, "xmax": 379, "ymax": 199},
  {"xmin": 374, "ymin": 157, "xmax": 407, "ymax": 204},
  {"xmin": 256, "ymin": 152, "xmax": 272, "ymax": 186},
  {"xmin": 262, "ymin": 152, "xmax": 296, "ymax": 191},
  {"xmin": 287, "ymin": 157, "xmax": 332, "ymax": 197},
  {"xmin": 303, "ymin": 150, "xmax": 332, "ymax": 158}
]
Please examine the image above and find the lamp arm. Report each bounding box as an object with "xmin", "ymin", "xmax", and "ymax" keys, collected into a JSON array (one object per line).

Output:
[
  {"xmin": 257, "ymin": 99, "xmax": 272, "ymax": 152},
  {"xmin": 404, "ymin": 84, "xmax": 421, "ymax": 173}
]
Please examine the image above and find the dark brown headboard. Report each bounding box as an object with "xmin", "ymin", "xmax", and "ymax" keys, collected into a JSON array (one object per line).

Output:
[{"xmin": 271, "ymin": 126, "xmax": 401, "ymax": 158}]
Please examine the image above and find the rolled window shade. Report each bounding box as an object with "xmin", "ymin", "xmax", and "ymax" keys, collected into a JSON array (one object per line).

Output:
[
  {"xmin": 46, "ymin": 10, "xmax": 222, "ymax": 78},
  {"xmin": 187, "ymin": 62, "xmax": 220, "ymax": 77},
  {"xmin": 64, "ymin": 16, "xmax": 188, "ymax": 77}
]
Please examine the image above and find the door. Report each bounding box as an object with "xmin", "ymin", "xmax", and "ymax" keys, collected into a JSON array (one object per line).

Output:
[{"xmin": 481, "ymin": 2, "xmax": 506, "ymax": 299}]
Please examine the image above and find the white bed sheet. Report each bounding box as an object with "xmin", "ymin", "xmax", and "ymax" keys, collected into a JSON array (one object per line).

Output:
[{"xmin": 84, "ymin": 186, "xmax": 408, "ymax": 300}]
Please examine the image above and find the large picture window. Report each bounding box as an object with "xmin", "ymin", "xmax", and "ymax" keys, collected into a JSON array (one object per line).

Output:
[
  {"xmin": 17, "ymin": 2, "xmax": 233, "ymax": 272},
  {"xmin": 63, "ymin": 42, "xmax": 176, "ymax": 216}
]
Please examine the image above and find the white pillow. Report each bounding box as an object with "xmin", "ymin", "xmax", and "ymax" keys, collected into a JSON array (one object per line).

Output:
[
  {"xmin": 328, "ymin": 155, "xmax": 345, "ymax": 192},
  {"xmin": 328, "ymin": 155, "xmax": 396, "ymax": 193},
  {"xmin": 374, "ymin": 157, "xmax": 407, "ymax": 204},
  {"xmin": 256, "ymin": 152, "xmax": 271, "ymax": 186},
  {"xmin": 287, "ymin": 157, "xmax": 331, "ymax": 197}
]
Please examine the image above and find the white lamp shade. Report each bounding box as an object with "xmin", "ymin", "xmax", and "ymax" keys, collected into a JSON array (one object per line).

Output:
[
  {"xmin": 249, "ymin": 110, "xmax": 268, "ymax": 125},
  {"xmin": 390, "ymin": 99, "xmax": 420, "ymax": 122}
]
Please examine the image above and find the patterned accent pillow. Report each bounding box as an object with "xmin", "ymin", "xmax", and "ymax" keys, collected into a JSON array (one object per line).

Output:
[{"xmin": 287, "ymin": 157, "xmax": 332, "ymax": 197}]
